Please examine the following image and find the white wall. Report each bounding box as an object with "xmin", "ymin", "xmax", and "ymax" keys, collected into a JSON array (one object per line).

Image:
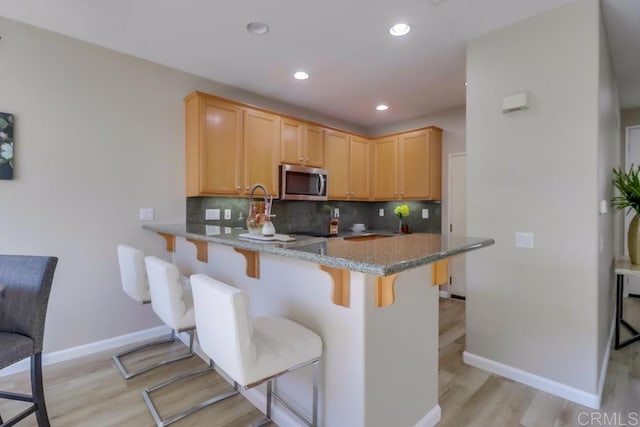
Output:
[
  {"xmin": 0, "ymin": 17, "xmax": 364, "ymax": 353},
  {"xmin": 596, "ymin": 7, "xmax": 619, "ymax": 385},
  {"xmin": 466, "ymin": 0, "xmax": 615, "ymax": 399}
]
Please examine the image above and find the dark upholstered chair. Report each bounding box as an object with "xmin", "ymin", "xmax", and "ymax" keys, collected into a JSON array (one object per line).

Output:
[{"xmin": 0, "ymin": 255, "xmax": 58, "ymax": 427}]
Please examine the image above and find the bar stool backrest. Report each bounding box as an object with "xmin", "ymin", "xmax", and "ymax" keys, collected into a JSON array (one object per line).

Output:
[
  {"xmin": 0, "ymin": 255, "xmax": 58, "ymax": 354},
  {"xmin": 117, "ymin": 245, "xmax": 150, "ymax": 303},
  {"xmin": 144, "ymin": 256, "xmax": 191, "ymax": 331},
  {"xmin": 191, "ymin": 274, "xmax": 255, "ymax": 384}
]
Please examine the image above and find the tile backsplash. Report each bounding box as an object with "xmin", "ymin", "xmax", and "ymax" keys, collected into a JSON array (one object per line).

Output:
[{"xmin": 187, "ymin": 197, "xmax": 441, "ymax": 235}]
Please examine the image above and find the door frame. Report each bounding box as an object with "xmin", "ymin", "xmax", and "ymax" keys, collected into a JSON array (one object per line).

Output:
[
  {"xmin": 447, "ymin": 152, "xmax": 467, "ymax": 299},
  {"xmin": 624, "ymin": 125, "xmax": 640, "ymax": 296}
]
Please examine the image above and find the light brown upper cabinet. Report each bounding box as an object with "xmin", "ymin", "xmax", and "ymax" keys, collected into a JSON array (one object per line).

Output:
[
  {"xmin": 326, "ymin": 130, "xmax": 370, "ymax": 200},
  {"xmin": 281, "ymin": 119, "xmax": 325, "ymax": 167},
  {"xmin": 185, "ymin": 91, "xmax": 441, "ymax": 201},
  {"xmin": 349, "ymin": 136, "xmax": 370, "ymax": 200},
  {"xmin": 372, "ymin": 127, "xmax": 442, "ymax": 200},
  {"xmin": 243, "ymin": 108, "xmax": 281, "ymax": 196},
  {"xmin": 372, "ymin": 136, "xmax": 399, "ymax": 200},
  {"xmin": 185, "ymin": 92, "xmax": 243, "ymax": 196}
]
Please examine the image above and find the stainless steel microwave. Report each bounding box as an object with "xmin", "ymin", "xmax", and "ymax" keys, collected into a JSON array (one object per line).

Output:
[{"xmin": 280, "ymin": 164, "xmax": 328, "ymax": 201}]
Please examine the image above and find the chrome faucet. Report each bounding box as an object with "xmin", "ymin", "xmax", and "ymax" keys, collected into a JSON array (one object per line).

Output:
[{"xmin": 248, "ymin": 183, "xmax": 269, "ymax": 205}]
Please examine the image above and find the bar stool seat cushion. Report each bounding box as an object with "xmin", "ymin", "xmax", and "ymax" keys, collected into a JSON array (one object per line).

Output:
[
  {"xmin": 0, "ymin": 332, "xmax": 33, "ymax": 369},
  {"xmin": 249, "ymin": 317, "xmax": 322, "ymax": 385}
]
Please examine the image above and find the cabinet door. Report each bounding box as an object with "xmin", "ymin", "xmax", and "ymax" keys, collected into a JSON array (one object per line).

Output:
[
  {"xmin": 281, "ymin": 118, "xmax": 304, "ymax": 165},
  {"xmin": 304, "ymin": 124, "xmax": 325, "ymax": 167},
  {"xmin": 186, "ymin": 94, "xmax": 243, "ymax": 196},
  {"xmin": 372, "ymin": 136, "xmax": 398, "ymax": 200},
  {"xmin": 325, "ymin": 130, "xmax": 350, "ymax": 199},
  {"xmin": 399, "ymin": 130, "xmax": 430, "ymax": 199},
  {"xmin": 243, "ymin": 109, "xmax": 281, "ymax": 196},
  {"xmin": 349, "ymin": 136, "xmax": 370, "ymax": 200}
]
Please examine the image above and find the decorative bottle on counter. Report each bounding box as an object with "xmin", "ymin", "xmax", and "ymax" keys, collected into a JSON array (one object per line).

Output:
[{"xmin": 329, "ymin": 213, "xmax": 339, "ymax": 236}]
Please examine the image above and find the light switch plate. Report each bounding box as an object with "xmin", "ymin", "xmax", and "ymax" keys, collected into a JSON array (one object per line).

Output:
[
  {"xmin": 422, "ymin": 209, "xmax": 429, "ymax": 219},
  {"xmin": 379, "ymin": 208, "xmax": 384, "ymax": 217},
  {"xmin": 334, "ymin": 208, "xmax": 340, "ymax": 218},
  {"xmin": 224, "ymin": 209, "xmax": 231, "ymax": 220},
  {"xmin": 515, "ymin": 232, "xmax": 534, "ymax": 249},
  {"xmin": 139, "ymin": 208, "xmax": 154, "ymax": 221},
  {"xmin": 206, "ymin": 209, "xmax": 220, "ymax": 220}
]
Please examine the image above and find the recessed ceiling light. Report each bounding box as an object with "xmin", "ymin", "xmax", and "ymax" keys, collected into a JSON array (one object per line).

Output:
[
  {"xmin": 293, "ymin": 71, "xmax": 309, "ymax": 80},
  {"xmin": 389, "ymin": 23, "xmax": 411, "ymax": 37},
  {"xmin": 376, "ymin": 104, "xmax": 389, "ymax": 111},
  {"xmin": 246, "ymin": 22, "xmax": 270, "ymax": 35}
]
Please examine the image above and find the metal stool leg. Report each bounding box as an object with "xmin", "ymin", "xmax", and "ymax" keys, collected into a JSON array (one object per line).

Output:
[
  {"xmin": 142, "ymin": 351, "xmax": 238, "ymax": 427},
  {"xmin": 112, "ymin": 330, "xmax": 187, "ymax": 379}
]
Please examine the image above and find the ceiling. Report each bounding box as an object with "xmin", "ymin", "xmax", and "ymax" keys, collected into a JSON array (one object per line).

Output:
[{"xmin": 0, "ymin": 0, "xmax": 638, "ymax": 128}]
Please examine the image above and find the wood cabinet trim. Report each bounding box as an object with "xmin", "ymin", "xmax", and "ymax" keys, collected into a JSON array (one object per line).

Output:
[
  {"xmin": 375, "ymin": 274, "xmax": 398, "ymax": 308},
  {"xmin": 186, "ymin": 238, "xmax": 208, "ymax": 263},
  {"xmin": 157, "ymin": 233, "xmax": 176, "ymax": 252},
  {"xmin": 318, "ymin": 265, "xmax": 350, "ymax": 308},
  {"xmin": 234, "ymin": 248, "xmax": 260, "ymax": 279}
]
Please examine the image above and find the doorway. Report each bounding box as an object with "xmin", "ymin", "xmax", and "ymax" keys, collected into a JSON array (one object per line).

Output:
[
  {"xmin": 625, "ymin": 126, "xmax": 640, "ymax": 295},
  {"xmin": 449, "ymin": 153, "xmax": 467, "ymax": 298}
]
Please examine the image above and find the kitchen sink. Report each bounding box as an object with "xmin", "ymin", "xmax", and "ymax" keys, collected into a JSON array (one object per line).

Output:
[{"xmin": 341, "ymin": 233, "xmax": 393, "ymax": 242}]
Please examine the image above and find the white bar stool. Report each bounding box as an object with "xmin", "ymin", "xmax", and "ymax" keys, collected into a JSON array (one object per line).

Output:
[
  {"xmin": 190, "ymin": 273, "xmax": 323, "ymax": 426},
  {"xmin": 113, "ymin": 245, "xmax": 189, "ymax": 379},
  {"xmin": 143, "ymin": 256, "xmax": 238, "ymax": 427}
]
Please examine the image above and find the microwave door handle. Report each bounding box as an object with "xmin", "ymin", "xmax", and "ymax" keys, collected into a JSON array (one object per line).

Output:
[{"xmin": 318, "ymin": 174, "xmax": 326, "ymax": 196}]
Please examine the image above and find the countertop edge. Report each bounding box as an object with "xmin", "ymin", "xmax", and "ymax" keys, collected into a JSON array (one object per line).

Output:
[{"xmin": 143, "ymin": 224, "xmax": 494, "ymax": 276}]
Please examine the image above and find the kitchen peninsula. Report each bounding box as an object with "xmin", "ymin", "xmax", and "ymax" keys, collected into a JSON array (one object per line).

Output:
[{"xmin": 144, "ymin": 223, "xmax": 493, "ymax": 427}]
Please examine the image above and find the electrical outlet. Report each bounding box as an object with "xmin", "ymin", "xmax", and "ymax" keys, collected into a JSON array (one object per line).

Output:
[
  {"xmin": 224, "ymin": 209, "xmax": 231, "ymax": 220},
  {"xmin": 422, "ymin": 209, "xmax": 429, "ymax": 219},
  {"xmin": 205, "ymin": 209, "xmax": 220, "ymax": 220},
  {"xmin": 515, "ymin": 232, "xmax": 534, "ymax": 249},
  {"xmin": 224, "ymin": 227, "xmax": 232, "ymax": 234},
  {"xmin": 379, "ymin": 208, "xmax": 384, "ymax": 217},
  {"xmin": 334, "ymin": 208, "xmax": 340, "ymax": 218},
  {"xmin": 139, "ymin": 208, "xmax": 154, "ymax": 221}
]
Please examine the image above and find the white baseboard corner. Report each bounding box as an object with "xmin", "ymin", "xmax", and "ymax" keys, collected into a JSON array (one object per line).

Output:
[
  {"xmin": 463, "ymin": 351, "xmax": 601, "ymax": 409},
  {"xmin": 439, "ymin": 291, "xmax": 450, "ymax": 299},
  {"xmin": 415, "ymin": 404, "xmax": 441, "ymax": 427},
  {"xmin": 0, "ymin": 325, "xmax": 170, "ymax": 378}
]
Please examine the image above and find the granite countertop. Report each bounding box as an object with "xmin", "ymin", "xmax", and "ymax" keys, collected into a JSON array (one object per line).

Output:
[{"xmin": 143, "ymin": 223, "xmax": 494, "ymax": 276}]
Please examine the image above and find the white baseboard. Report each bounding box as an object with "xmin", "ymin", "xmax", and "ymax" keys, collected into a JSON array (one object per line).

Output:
[
  {"xmin": 596, "ymin": 314, "xmax": 616, "ymax": 404},
  {"xmin": 0, "ymin": 325, "xmax": 170, "ymax": 377},
  {"xmin": 414, "ymin": 404, "xmax": 441, "ymax": 427},
  {"xmin": 463, "ymin": 351, "xmax": 601, "ymax": 409},
  {"xmin": 439, "ymin": 290, "xmax": 450, "ymax": 298}
]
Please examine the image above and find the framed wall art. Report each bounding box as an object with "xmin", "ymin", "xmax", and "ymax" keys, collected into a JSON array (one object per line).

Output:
[{"xmin": 0, "ymin": 112, "xmax": 14, "ymax": 180}]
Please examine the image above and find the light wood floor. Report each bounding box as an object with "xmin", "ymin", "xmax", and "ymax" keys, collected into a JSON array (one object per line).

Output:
[{"xmin": 1, "ymin": 298, "xmax": 639, "ymax": 426}]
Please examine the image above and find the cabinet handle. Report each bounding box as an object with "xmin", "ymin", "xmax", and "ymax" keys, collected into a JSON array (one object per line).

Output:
[
  {"xmin": 245, "ymin": 186, "xmax": 250, "ymax": 190},
  {"xmin": 400, "ymin": 192, "xmax": 404, "ymax": 195},
  {"xmin": 299, "ymin": 157, "xmax": 304, "ymax": 161},
  {"xmin": 236, "ymin": 186, "xmax": 241, "ymax": 190}
]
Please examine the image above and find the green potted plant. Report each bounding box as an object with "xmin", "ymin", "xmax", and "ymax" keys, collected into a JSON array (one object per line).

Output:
[
  {"xmin": 394, "ymin": 204, "xmax": 410, "ymax": 234},
  {"xmin": 612, "ymin": 164, "xmax": 640, "ymax": 264}
]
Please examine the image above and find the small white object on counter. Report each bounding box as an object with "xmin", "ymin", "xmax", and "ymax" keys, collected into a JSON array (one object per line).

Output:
[
  {"xmin": 262, "ymin": 221, "xmax": 276, "ymax": 237},
  {"xmin": 239, "ymin": 233, "xmax": 295, "ymax": 242}
]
